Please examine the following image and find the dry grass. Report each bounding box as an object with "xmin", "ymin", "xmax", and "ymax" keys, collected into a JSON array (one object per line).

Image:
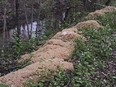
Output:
[
  {"xmin": 87, "ymin": 6, "xmax": 116, "ymax": 19},
  {"xmin": 0, "ymin": 58, "xmax": 73, "ymax": 87}
]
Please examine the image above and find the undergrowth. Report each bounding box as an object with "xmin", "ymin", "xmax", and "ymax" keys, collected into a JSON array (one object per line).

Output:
[
  {"xmin": 0, "ymin": 9, "xmax": 115, "ymax": 87},
  {"xmin": 0, "ymin": 29, "xmax": 55, "ymax": 76},
  {"xmin": 0, "ymin": 7, "xmax": 87, "ymax": 77},
  {"xmin": 26, "ymin": 12, "xmax": 116, "ymax": 87}
]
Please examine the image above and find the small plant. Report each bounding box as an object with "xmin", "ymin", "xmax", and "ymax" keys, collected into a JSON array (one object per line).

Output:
[
  {"xmin": 26, "ymin": 12, "xmax": 116, "ymax": 87},
  {"xmin": 0, "ymin": 84, "xmax": 8, "ymax": 87}
]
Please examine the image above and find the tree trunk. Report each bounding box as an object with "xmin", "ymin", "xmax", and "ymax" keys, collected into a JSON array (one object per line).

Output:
[
  {"xmin": 24, "ymin": 0, "xmax": 30, "ymax": 39},
  {"xmin": 2, "ymin": 0, "xmax": 7, "ymax": 48},
  {"xmin": 30, "ymin": 0, "xmax": 34, "ymax": 39},
  {"xmin": 15, "ymin": 0, "xmax": 20, "ymax": 37},
  {"xmin": 36, "ymin": 0, "xmax": 41, "ymax": 38}
]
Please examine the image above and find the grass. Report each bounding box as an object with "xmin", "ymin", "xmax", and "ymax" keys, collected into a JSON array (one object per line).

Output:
[{"xmin": 26, "ymin": 12, "xmax": 116, "ymax": 87}]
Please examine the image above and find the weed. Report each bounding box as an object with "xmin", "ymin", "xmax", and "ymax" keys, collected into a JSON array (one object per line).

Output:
[
  {"xmin": 27, "ymin": 12, "xmax": 116, "ymax": 87},
  {"xmin": 0, "ymin": 84, "xmax": 8, "ymax": 87}
]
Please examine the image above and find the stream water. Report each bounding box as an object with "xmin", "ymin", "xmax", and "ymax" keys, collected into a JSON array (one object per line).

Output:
[{"xmin": 0, "ymin": 21, "xmax": 45, "ymax": 47}]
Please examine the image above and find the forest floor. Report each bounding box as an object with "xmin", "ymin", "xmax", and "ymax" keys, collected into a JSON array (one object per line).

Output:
[{"xmin": 0, "ymin": 6, "xmax": 116, "ymax": 87}]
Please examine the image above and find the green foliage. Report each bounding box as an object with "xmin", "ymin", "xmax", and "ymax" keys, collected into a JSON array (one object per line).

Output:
[
  {"xmin": 48, "ymin": 71, "xmax": 70, "ymax": 87},
  {"xmin": 0, "ymin": 4, "xmax": 116, "ymax": 87},
  {"xmin": 71, "ymin": 26, "xmax": 113, "ymax": 87},
  {"xmin": 12, "ymin": 36, "xmax": 37, "ymax": 57},
  {"xmin": 27, "ymin": 12, "xmax": 116, "ymax": 87},
  {"xmin": 0, "ymin": 37, "xmax": 37, "ymax": 59},
  {"xmin": 97, "ymin": 12, "xmax": 116, "ymax": 30},
  {"xmin": 0, "ymin": 84, "xmax": 8, "ymax": 87},
  {"xmin": 40, "ymin": 29, "xmax": 54, "ymax": 41},
  {"xmin": 71, "ymin": 12, "xmax": 115, "ymax": 87},
  {"xmin": 28, "ymin": 26, "xmax": 114, "ymax": 87},
  {"xmin": 28, "ymin": 71, "xmax": 71, "ymax": 87},
  {"xmin": 60, "ymin": 12, "xmax": 88, "ymax": 29},
  {"xmin": 111, "ymin": 1, "xmax": 116, "ymax": 6},
  {"xmin": 0, "ymin": 35, "xmax": 37, "ymax": 76}
]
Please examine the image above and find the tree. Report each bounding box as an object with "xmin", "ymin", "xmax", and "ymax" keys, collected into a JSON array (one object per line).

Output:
[
  {"xmin": 36, "ymin": 0, "xmax": 41, "ymax": 38},
  {"xmin": 15, "ymin": 0, "xmax": 20, "ymax": 37},
  {"xmin": 2, "ymin": 0, "xmax": 7, "ymax": 48},
  {"xmin": 105, "ymin": 0, "xmax": 111, "ymax": 6},
  {"xmin": 82, "ymin": 0, "xmax": 97, "ymax": 11},
  {"xmin": 53, "ymin": 0, "xmax": 67, "ymax": 29},
  {"xmin": 54, "ymin": 0, "xmax": 67, "ymax": 22}
]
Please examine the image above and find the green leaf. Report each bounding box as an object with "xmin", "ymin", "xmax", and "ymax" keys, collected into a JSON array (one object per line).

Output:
[{"xmin": 0, "ymin": 84, "xmax": 9, "ymax": 87}]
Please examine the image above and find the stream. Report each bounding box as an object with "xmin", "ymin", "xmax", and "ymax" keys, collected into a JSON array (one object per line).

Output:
[{"xmin": 0, "ymin": 21, "xmax": 45, "ymax": 47}]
